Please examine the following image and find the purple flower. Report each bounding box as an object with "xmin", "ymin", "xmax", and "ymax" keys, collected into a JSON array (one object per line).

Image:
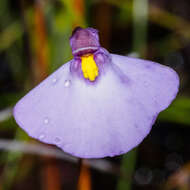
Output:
[{"xmin": 13, "ymin": 27, "xmax": 179, "ymax": 158}]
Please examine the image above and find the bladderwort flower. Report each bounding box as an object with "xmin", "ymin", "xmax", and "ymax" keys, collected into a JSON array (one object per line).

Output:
[{"xmin": 13, "ymin": 27, "xmax": 179, "ymax": 158}]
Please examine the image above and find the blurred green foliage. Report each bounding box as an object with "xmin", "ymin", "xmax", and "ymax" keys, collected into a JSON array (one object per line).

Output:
[{"xmin": 159, "ymin": 96, "xmax": 190, "ymax": 126}]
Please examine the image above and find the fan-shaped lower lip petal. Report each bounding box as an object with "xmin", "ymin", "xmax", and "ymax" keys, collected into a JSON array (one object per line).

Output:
[
  {"xmin": 73, "ymin": 46, "xmax": 98, "ymax": 55},
  {"xmin": 12, "ymin": 53, "xmax": 179, "ymax": 159}
]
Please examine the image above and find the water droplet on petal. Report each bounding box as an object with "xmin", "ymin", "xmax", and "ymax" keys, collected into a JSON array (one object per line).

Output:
[
  {"xmin": 39, "ymin": 134, "xmax": 46, "ymax": 140},
  {"xmin": 44, "ymin": 118, "xmax": 49, "ymax": 124},
  {"xmin": 55, "ymin": 137, "xmax": 61, "ymax": 144},
  {"xmin": 64, "ymin": 80, "xmax": 71, "ymax": 87},
  {"xmin": 52, "ymin": 78, "xmax": 57, "ymax": 84}
]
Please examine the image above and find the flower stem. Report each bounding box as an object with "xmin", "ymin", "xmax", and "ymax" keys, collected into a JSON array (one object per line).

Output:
[{"xmin": 117, "ymin": 149, "xmax": 137, "ymax": 190}]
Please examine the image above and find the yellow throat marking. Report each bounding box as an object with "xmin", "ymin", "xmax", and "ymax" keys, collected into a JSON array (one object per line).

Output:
[{"xmin": 81, "ymin": 54, "xmax": 99, "ymax": 81}]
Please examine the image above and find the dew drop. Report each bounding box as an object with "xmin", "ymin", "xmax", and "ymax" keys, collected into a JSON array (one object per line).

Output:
[
  {"xmin": 55, "ymin": 137, "xmax": 61, "ymax": 144},
  {"xmin": 52, "ymin": 78, "xmax": 57, "ymax": 84},
  {"xmin": 44, "ymin": 118, "xmax": 49, "ymax": 124},
  {"xmin": 39, "ymin": 134, "xmax": 46, "ymax": 140},
  {"xmin": 64, "ymin": 80, "xmax": 71, "ymax": 87}
]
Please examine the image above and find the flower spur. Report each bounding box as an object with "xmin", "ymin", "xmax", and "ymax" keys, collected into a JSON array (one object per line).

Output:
[{"xmin": 13, "ymin": 27, "xmax": 179, "ymax": 158}]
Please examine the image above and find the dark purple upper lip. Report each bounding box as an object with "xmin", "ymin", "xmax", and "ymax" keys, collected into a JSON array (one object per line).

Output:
[
  {"xmin": 72, "ymin": 46, "xmax": 99, "ymax": 56},
  {"xmin": 70, "ymin": 27, "xmax": 100, "ymax": 56}
]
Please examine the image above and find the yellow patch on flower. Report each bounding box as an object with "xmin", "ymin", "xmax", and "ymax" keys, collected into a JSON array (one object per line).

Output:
[{"xmin": 81, "ymin": 54, "xmax": 99, "ymax": 81}]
